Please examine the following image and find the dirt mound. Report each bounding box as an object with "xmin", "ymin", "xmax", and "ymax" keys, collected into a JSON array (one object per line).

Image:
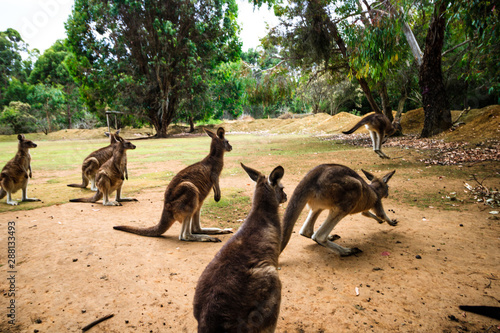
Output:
[{"xmin": 443, "ymin": 105, "xmax": 500, "ymax": 143}]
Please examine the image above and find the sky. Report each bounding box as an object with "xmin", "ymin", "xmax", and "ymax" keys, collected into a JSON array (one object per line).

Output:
[{"xmin": 0, "ymin": 0, "xmax": 279, "ymax": 54}]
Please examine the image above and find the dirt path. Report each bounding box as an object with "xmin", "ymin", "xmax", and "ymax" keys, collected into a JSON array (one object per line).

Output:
[{"xmin": 1, "ymin": 175, "xmax": 499, "ymax": 332}]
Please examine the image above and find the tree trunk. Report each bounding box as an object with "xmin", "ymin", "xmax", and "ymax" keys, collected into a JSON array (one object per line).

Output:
[
  {"xmin": 188, "ymin": 115, "xmax": 195, "ymax": 133},
  {"xmin": 379, "ymin": 81, "xmax": 394, "ymax": 121},
  {"xmin": 321, "ymin": 2, "xmax": 382, "ymax": 114},
  {"xmin": 67, "ymin": 104, "xmax": 72, "ymax": 129},
  {"xmin": 419, "ymin": 0, "xmax": 452, "ymax": 138}
]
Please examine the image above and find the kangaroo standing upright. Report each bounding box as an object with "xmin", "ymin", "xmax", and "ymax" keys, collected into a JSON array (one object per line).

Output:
[
  {"xmin": 69, "ymin": 134, "xmax": 137, "ymax": 206},
  {"xmin": 194, "ymin": 163, "xmax": 287, "ymax": 333},
  {"xmin": 281, "ymin": 164, "xmax": 397, "ymax": 256},
  {"xmin": 342, "ymin": 113, "xmax": 396, "ymax": 159},
  {"xmin": 114, "ymin": 127, "xmax": 232, "ymax": 242},
  {"xmin": 67, "ymin": 130, "xmax": 127, "ymax": 190},
  {"xmin": 0, "ymin": 134, "xmax": 40, "ymax": 205}
]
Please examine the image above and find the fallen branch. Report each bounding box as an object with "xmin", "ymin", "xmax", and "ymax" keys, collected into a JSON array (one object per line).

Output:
[{"xmin": 82, "ymin": 314, "xmax": 114, "ymax": 332}]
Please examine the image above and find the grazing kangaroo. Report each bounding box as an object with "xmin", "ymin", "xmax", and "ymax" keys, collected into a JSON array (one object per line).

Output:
[
  {"xmin": 193, "ymin": 163, "xmax": 287, "ymax": 332},
  {"xmin": 67, "ymin": 130, "xmax": 128, "ymax": 190},
  {"xmin": 342, "ymin": 113, "xmax": 396, "ymax": 159},
  {"xmin": 113, "ymin": 127, "xmax": 232, "ymax": 242},
  {"xmin": 69, "ymin": 135, "xmax": 137, "ymax": 206},
  {"xmin": 280, "ymin": 164, "xmax": 397, "ymax": 256},
  {"xmin": 0, "ymin": 134, "xmax": 40, "ymax": 205}
]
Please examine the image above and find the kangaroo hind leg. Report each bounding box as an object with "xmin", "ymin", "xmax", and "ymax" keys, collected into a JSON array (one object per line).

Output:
[
  {"xmin": 299, "ymin": 208, "xmax": 322, "ymax": 238},
  {"xmin": 115, "ymin": 186, "xmax": 137, "ymax": 202},
  {"xmin": 22, "ymin": 181, "xmax": 40, "ymax": 202},
  {"xmin": 179, "ymin": 214, "xmax": 222, "ymax": 242},
  {"xmin": 191, "ymin": 208, "xmax": 232, "ymax": 235},
  {"xmin": 312, "ymin": 209, "xmax": 362, "ymax": 256}
]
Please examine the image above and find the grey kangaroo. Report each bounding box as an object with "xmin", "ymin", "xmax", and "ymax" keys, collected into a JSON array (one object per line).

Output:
[
  {"xmin": 113, "ymin": 127, "xmax": 232, "ymax": 242},
  {"xmin": 342, "ymin": 113, "xmax": 396, "ymax": 159},
  {"xmin": 193, "ymin": 163, "xmax": 287, "ymax": 333},
  {"xmin": 0, "ymin": 134, "xmax": 40, "ymax": 205},
  {"xmin": 69, "ymin": 134, "xmax": 136, "ymax": 206},
  {"xmin": 281, "ymin": 164, "xmax": 397, "ymax": 256},
  {"xmin": 67, "ymin": 130, "xmax": 127, "ymax": 190}
]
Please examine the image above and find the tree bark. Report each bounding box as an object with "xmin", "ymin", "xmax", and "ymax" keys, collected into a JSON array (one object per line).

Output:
[
  {"xmin": 379, "ymin": 81, "xmax": 394, "ymax": 121},
  {"xmin": 419, "ymin": 0, "xmax": 452, "ymax": 138}
]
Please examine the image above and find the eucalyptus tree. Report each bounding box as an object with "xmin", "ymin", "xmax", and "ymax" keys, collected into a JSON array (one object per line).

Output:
[
  {"xmin": 66, "ymin": 0, "xmax": 241, "ymax": 137},
  {"xmin": 0, "ymin": 29, "xmax": 29, "ymax": 105},
  {"xmin": 29, "ymin": 40, "xmax": 81, "ymax": 129}
]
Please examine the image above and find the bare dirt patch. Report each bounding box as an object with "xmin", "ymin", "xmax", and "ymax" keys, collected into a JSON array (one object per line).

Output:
[{"xmin": 1, "ymin": 106, "xmax": 499, "ymax": 332}]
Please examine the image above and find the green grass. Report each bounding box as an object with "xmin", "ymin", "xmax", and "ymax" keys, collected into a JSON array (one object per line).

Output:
[{"xmin": 0, "ymin": 132, "xmax": 496, "ymax": 214}]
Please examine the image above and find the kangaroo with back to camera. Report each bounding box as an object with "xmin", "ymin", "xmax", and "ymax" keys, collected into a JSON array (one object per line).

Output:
[
  {"xmin": 0, "ymin": 134, "xmax": 41, "ymax": 205},
  {"xmin": 67, "ymin": 129, "xmax": 128, "ymax": 190},
  {"xmin": 113, "ymin": 127, "xmax": 233, "ymax": 242},
  {"xmin": 193, "ymin": 163, "xmax": 287, "ymax": 332},
  {"xmin": 342, "ymin": 113, "xmax": 396, "ymax": 159},
  {"xmin": 69, "ymin": 133, "xmax": 137, "ymax": 206},
  {"xmin": 281, "ymin": 164, "xmax": 397, "ymax": 256}
]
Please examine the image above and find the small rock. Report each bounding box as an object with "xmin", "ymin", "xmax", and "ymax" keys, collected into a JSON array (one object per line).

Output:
[
  {"xmin": 459, "ymin": 224, "xmax": 463, "ymax": 227},
  {"xmin": 81, "ymin": 309, "xmax": 86, "ymax": 313},
  {"xmin": 415, "ymin": 255, "xmax": 422, "ymax": 259},
  {"xmin": 72, "ymin": 259, "xmax": 78, "ymax": 262}
]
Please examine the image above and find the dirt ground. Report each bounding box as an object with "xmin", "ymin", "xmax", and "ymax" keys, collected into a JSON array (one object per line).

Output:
[{"xmin": 1, "ymin": 107, "xmax": 499, "ymax": 332}]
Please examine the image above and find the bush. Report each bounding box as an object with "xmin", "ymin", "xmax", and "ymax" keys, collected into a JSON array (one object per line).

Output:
[{"xmin": 0, "ymin": 101, "xmax": 38, "ymax": 134}]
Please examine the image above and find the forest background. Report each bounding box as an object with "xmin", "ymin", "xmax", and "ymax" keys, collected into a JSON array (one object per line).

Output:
[{"xmin": 0, "ymin": 0, "xmax": 498, "ymax": 138}]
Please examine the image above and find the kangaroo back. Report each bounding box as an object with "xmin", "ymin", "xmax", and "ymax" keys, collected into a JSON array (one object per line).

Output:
[{"xmin": 193, "ymin": 164, "xmax": 286, "ymax": 332}]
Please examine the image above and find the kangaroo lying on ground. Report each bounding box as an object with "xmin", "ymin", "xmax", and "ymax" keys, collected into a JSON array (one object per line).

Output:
[
  {"xmin": 0, "ymin": 134, "xmax": 41, "ymax": 205},
  {"xmin": 194, "ymin": 163, "xmax": 287, "ymax": 332},
  {"xmin": 67, "ymin": 130, "xmax": 127, "ymax": 190},
  {"xmin": 342, "ymin": 113, "xmax": 396, "ymax": 159},
  {"xmin": 69, "ymin": 134, "xmax": 137, "ymax": 206},
  {"xmin": 113, "ymin": 127, "xmax": 233, "ymax": 242},
  {"xmin": 280, "ymin": 164, "xmax": 397, "ymax": 256}
]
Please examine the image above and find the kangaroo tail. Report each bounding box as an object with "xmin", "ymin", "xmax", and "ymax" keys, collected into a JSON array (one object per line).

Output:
[
  {"xmin": 342, "ymin": 118, "xmax": 367, "ymax": 135},
  {"xmin": 67, "ymin": 173, "xmax": 89, "ymax": 188},
  {"xmin": 69, "ymin": 190, "xmax": 102, "ymax": 203},
  {"xmin": 280, "ymin": 185, "xmax": 311, "ymax": 253},
  {"xmin": 113, "ymin": 209, "xmax": 175, "ymax": 237}
]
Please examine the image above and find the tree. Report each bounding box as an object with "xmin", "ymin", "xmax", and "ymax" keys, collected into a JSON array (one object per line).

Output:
[
  {"xmin": 0, "ymin": 101, "xmax": 37, "ymax": 134},
  {"xmin": 29, "ymin": 40, "xmax": 81, "ymax": 129},
  {"xmin": 66, "ymin": 0, "xmax": 241, "ymax": 137},
  {"xmin": 0, "ymin": 29, "xmax": 29, "ymax": 105}
]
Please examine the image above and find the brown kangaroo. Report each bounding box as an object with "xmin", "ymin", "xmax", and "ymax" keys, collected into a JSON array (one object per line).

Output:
[
  {"xmin": 281, "ymin": 164, "xmax": 397, "ymax": 256},
  {"xmin": 0, "ymin": 134, "xmax": 40, "ymax": 205},
  {"xmin": 113, "ymin": 127, "xmax": 232, "ymax": 242},
  {"xmin": 193, "ymin": 163, "xmax": 287, "ymax": 332},
  {"xmin": 69, "ymin": 134, "xmax": 137, "ymax": 206},
  {"xmin": 67, "ymin": 130, "xmax": 127, "ymax": 190},
  {"xmin": 342, "ymin": 113, "xmax": 396, "ymax": 159}
]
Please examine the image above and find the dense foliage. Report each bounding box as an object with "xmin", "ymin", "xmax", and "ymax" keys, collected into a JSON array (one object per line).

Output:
[{"xmin": 0, "ymin": 1, "xmax": 498, "ymax": 136}]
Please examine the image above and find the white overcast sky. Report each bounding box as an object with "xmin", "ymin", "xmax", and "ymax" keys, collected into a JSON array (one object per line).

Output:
[{"xmin": 0, "ymin": 0, "xmax": 279, "ymax": 54}]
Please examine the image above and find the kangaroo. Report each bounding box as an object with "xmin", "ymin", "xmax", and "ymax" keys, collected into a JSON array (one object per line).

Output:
[
  {"xmin": 69, "ymin": 134, "xmax": 137, "ymax": 206},
  {"xmin": 193, "ymin": 163, "xmax": 287, "ymax": 333},
  {"xmin": 113, "ymin": 127, "xmax": 233, "ymax": 242},
  {"xmin": 67, "ymin": 130, "xmax": 128, "ymax": 190},
  {"xmin": 0, "ymin": 134, "xmax": 40, "ymax": 205},
  {"xmin": 342, "ymin": 113, "xmax": 396, "ymax": 159},
  {"xmin": 280, "ymin": 164, "xmax": 397, "ymax": 256}
]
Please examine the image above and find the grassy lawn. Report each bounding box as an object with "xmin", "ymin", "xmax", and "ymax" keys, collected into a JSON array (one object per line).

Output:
[{"xmin": 0, "ymin": 132, "xmax": 496, "ymax": 214}]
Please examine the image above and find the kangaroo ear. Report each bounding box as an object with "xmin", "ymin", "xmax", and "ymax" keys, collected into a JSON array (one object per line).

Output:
[
  {"xmin": 382, "ymin": 170, "xmax": 396, "ymax": 183},
  {"xmin": 241, "ymin": 163, "xmax": 260, "ymax": 182},
  {"xmin": 104, "ymin": 132, "xmax": 110, "ymax": 137},
  {"xmin": 361, "ymin": 169, "xmax": 375, "ymax": 181},
  {"xmin": 116, "ymin": 129, "xmax": 121, "ymax": 134},
  {"xmin": 268, "ymin": 166, "xmax": 284, "ymax": 186},
  {"xmin": 204, "ymin": 128, "xmax": 216, "ymax": 139},
  {"xmin": 17, "ymin": 134, "xmax": 24, "ymax": 141},
  {"xmin": 217, "ymin": 127, "xmax": 225, "ymax": 139}
]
